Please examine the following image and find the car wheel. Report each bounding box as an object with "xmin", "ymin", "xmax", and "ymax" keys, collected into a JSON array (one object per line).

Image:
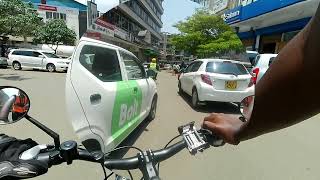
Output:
[
  {"xmin": 12, "ymin": 62, "xmax": 21, "ymax": 70},
  {"xmin": 178, "ymin": 81, "xmax": 183, "ymax": 94},
  {"xmin": 147, "ymin": 96, "xmax": 157, "ymax": 121},
  {"xmin": 47, "ymin": 64, "xmax": 56, "ymax": 72},
  {"xmin": 191, "ymin": 88, "xmax": 199, "ymax": 109}
]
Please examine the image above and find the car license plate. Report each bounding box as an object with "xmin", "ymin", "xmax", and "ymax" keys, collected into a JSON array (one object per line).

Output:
[{"xmin": 225, "ymin": 81, "xmax": 237, "ymax": 90}]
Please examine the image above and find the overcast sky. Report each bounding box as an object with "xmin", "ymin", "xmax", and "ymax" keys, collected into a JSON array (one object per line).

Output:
[{"xmin": 74, "ymin": 0, "xmax": 119, "ymax": 13}]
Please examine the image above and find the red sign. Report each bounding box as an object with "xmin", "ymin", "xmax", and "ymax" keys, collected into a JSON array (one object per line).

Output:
[
  {"xmin": 38, "ymin": 5, "xmax": 57, "ymax": 11},
  {"xmin": 95, "ymin": 19, "xmax": 115, "ymax": 30},
  {"xmin": 86, "ymin": 32, "xmax": 101, "ymax": 37}
]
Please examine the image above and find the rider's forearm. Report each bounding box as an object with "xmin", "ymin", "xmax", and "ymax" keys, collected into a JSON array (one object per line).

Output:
[{"xmin": 238, "ymin": 4, "xmax": 320, "ymax": 141}]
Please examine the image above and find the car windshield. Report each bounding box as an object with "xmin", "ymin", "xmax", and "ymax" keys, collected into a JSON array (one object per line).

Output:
[
  {"xmin": 206, "ymin": 61, "xmax": 248, "ymax": 76},
  {"xmin": 42, "ymin": 52, "xmax": 59, "ymax": 58}
]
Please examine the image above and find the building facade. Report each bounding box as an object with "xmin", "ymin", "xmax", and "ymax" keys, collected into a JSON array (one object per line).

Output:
[
  {"xmin": 23, "ymin": 0, "xmax": 87, "ymax": 41},
  {"xmin": 196, "ymin": 0, "xmax": 318, "ymax": 54},
  {"xmin": 223, "ymin": 0, "xmax": 318, "ymax": 53},
  {"xmin": 85, "ymin": 0, "xmax": 164, "ymax": 62}
]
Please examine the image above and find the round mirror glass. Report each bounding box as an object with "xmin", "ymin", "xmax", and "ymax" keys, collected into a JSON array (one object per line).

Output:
[
  {"xmin": 240, "ymin": 95, "xmax": 255, "ymax": 120},
  {"xmin": 0, "ymin": 87, "xmax": 30, "ymax": 124}
]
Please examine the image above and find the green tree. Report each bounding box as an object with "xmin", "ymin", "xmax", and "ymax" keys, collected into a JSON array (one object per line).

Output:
[
  {"xmin": 34, "ymin": 19, "xmax": 76, "ymax": 54},
  {"xmin": 0, "ymin": 0, "xmax": 43, "ymax": 42},
  {"xmin": 171, "ymin": 10, "xmax": 244, "ymax": 58}
]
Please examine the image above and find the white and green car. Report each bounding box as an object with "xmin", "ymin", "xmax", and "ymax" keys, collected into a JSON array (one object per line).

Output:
[{"xmin": 66, "ymin": 37, "xmax": 158, "ymax": 153}]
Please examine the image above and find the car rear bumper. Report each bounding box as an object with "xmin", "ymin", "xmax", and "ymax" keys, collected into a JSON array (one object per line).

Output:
[
  {"xmin": 0, "ymin": 62, "xmax": 8, "ymax": 66},
  {"xmin": 198, "ymin": 83, "xmax": 255, "ymax": 103}
]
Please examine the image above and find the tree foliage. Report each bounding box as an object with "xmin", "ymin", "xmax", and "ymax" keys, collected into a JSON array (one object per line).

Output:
[
  {"xmin": 0, "ymin": 0, "xmax": 43, "ymax": 39},
  {"xmin": 171, "ymin": 10, "xmax": 244, "ymax": 58},
  {"xmin": 34, "ymin": 19, "xmax": 76, "ymax": 53}
]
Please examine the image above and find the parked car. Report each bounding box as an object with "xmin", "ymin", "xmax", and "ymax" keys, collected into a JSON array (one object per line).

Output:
[
  {"xmin": 246, "ymin": 50, "xmax": 259, "ymax": 65},
  {"xmin": 251, "ymin": 54, "xmax": 278, "ymax": 84},
  {"xmin": 0, "ymin": 57, "xmax": 8, "ymax": 68},
  {"xmin": 7, "ymin": 49, "xmax": 70, "ymax": 72},
  {"xmin": 164, "ymin": 64, "xmax": 172, "ymax": 70},
  {"xmin": 65, "ymin": 37, "xmax": 158, "ymax": 152},
  {"xmin": 178, "ymin": 59, "xmax": 254, "ymax": 108}
]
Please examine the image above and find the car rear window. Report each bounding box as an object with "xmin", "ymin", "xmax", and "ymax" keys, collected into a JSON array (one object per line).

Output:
[
  {"xmin": 206, "ymin": 61, "xmax": 248, "ymax": 76},
  {"xmin": 268, "ymin": 57, "xmax": 276, "ymax": 66}
]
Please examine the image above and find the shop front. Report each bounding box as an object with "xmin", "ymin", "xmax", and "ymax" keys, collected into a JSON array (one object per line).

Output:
[{"xmin": 223, "ymin": 0, "xmax": 318, "ymax": 54}]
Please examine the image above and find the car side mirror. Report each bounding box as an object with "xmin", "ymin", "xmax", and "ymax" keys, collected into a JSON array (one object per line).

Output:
[
  {"xmin": 0, "ymin": 87, "xmax": 30, "ymax": 124},
  {"xmin": 38, "ymin": 55, "xmax": 45, "ymax": 58}
]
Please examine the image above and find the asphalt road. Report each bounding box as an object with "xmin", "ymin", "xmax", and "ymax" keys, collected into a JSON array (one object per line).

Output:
[{"xmin": 1, "ymin": 68, "xmax": 320, "ymax": 180}]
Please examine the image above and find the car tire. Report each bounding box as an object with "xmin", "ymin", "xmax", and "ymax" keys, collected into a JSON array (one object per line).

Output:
[
  {"xmin": 47, "ymin": 63, "xmax": 56, "ymax": 72},
  {"xmin": 147, "ymin": 95, "xmax": 157, "ymax": 121},
  {"xmin": 178, "ymin": 81, "xmax": 183, "ymax": 94},
  {"xmin": 12, "ymin": 62, "xmax": 21, "ymax": 70},
  {"xmin": 191, "ymin": 88, "xmax": 199, "ymax": 109}
]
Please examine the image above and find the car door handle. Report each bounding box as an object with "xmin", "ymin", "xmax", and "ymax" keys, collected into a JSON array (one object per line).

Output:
[
  {"xmin": 133, "ymin": 87, "xmax": 138, "ymax": 94},
  {"xmin": 90, "ymin": 94, "xmax": 101, "ymax": 105}
]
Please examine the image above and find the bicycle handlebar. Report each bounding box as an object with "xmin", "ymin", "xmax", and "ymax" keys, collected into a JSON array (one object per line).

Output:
[
  {"xmin": 103, "ymin": 140, "xmax": 186, "ymax": 170},
  {"xmin": 33, "ymin": 122, "xmax": 224, "ymax": 180}
]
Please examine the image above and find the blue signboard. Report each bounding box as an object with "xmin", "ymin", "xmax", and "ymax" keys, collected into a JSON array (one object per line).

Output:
[
  {"xmin": 224, "ymin": 0, "xmax": 305, "ymax": 24},
  {"xmin": 221, "ymin": 6, "xmax": 242, "ymax": 24}
]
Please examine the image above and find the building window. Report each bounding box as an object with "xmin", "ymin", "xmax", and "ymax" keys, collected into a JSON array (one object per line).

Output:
[
  {"xmin": 53, "ymin": 12, "xmax": 59, "ymax": 19},
  {"xmin": 46, "ymin": 12, "xmax": 52, "ymax": 19},
  {"xmin": 60, "ymin": 13, "xmax": 66, "ymax": 20},
  {"xmin": 46, "ymin": 11, "xmax": 66, "ymax": 21}
]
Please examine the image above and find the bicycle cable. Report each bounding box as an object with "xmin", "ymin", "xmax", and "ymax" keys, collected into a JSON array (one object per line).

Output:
[{"xmin": 157, "ymin": 134, "xmax": 182, "ymax": 174}]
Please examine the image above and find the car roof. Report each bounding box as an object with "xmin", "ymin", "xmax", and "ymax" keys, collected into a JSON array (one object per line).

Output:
[
  {"xmin": 259, "ymin": 53, "xmax": 278, "ymax": 57},
  {"xmin": 80, "ymin": 37, "xmax": 136, "ymax": 57},
  {"xmin": 197, "ymin": 59, "xmax": 244, "ymax": 64},
  {"xmin": 11, "ymin": 48, "xmax": 38, "ymax": 51},
  {"xmin": 10, "ymin": 49, "xmax": 54, "ymax": 53},
  {"xmin": 246, "ymin": 50, "xmax": 259, "ymax": 54}
]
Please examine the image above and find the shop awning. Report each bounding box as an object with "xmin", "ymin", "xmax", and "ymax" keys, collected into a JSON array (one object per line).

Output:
[{"xmin": 232, "ymin": 0, "xmax": 318, "ymax": 34}]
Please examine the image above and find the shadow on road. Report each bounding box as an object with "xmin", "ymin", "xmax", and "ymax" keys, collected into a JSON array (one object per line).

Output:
[
  {"xmin": 108, "ymin": 120, "xmax": 152, "ymax": 158},
  {"xmin": 0, "ymin": 73, "xmax": 32, "ymax": 81},
  {"xmin": 178, "ymin": 91, "xmax": 240, "ymax": 114}
]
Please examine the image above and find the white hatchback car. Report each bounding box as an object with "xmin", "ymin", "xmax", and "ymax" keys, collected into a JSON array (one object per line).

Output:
[
  {"xmin": 251, "ymin": 54, "xmax": 278, "ymax": 84},
  {"xmin": 66, "ymin": 37, "xmax": 158, "ymax": 153},
  {"xmin": 178, "ymin": 59, "xmax": 254, "ymax": 108},
  {"xmin": 8, "ymin": 49, "xmax": 70, "ymax": 72}
]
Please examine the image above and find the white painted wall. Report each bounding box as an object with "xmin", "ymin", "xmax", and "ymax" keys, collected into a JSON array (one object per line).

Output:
[{"xmin": 37, "ymin": 6, "xmax": 80, "ymax": 40}]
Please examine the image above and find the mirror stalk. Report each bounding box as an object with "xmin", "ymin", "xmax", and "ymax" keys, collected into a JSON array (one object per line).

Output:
[{"xmin": 25, "ymin": 114, "xmax": 60, "ymax": 150}]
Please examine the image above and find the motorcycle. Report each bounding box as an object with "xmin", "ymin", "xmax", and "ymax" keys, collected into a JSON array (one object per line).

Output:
[{"xmin": 0, "ymin": 86, "xmax": 254, "ymax": 180}]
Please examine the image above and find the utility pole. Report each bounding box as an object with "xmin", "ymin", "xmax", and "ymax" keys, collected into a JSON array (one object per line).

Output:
[{"xmin": 163, "ymin": 33, "xmax": 167, "ymax": 60}]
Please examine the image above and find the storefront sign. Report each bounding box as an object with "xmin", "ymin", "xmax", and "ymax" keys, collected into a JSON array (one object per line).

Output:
[
  {"xmin": 86, "ymin": 32, "xmax": 102, "ymax": 40},
  {"xmin": 210, "ymin": 0, "xmax": 228, "ymax": 13},
  {"xmin": 95, "ymin": 19, "xmax": 115, "ymax": 30},
  {"xmin": 241, "ymin": 0, "xmax": 304, "ymax": 21},
  {"xmin": 222, "ymin": 6, "xmax": 242, "ymax": 24},
  {"xmin": 114, "ymin": 27, "xmax": 131, "ymax": 41},
  {"xmin": 225, "ymin": 0, "xmax": 304, "ymax": 24},
  {"xmin": 91, "ymin": 23, "xmax": 114, "ymax": 37},
  {"xmin": 241, "ymin": 0, "xmax": 259, "ymax": 7},
  {"xmin": 38, "ymin": 5, "xmax": 57, "ymax": 11}
]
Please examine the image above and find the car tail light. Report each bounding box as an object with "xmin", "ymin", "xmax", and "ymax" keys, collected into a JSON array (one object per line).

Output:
[
  {"xmin": 249, "ymin": 68, "xmax": 259, "ymax": 87},
  {"xmin": 201, "ymin": 74, "xmax": 212, "ymax": 85}
]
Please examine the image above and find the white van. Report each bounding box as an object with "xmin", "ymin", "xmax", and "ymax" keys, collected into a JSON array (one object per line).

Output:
[{"xmin": 8, "ymin": 49, "xmax": 70, "ymax": 72}]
